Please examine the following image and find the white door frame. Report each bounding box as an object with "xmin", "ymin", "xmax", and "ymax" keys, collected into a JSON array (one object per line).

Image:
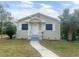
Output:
[{"xmin": 31, "ymin": 23, "xmax": 40, "ymax": 36}]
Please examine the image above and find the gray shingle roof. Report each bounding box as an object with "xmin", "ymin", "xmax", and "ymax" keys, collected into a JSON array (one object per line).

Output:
[{"xmin": 16, "ymin": 13, "xmax": 59, "ymax": 23}]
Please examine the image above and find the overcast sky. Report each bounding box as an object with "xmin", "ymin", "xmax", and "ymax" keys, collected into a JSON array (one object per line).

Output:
[{"xmin": 0, "ymin": 1, "xmax": 79, "ymax": 21}]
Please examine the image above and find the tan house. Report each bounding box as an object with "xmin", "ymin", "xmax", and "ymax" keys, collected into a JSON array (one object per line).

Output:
[{"xmin": 16, "ymin": 13, "xmax": 60, "ymax": 40}]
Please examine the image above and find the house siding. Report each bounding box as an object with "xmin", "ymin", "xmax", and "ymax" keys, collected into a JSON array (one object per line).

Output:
[
  {"xmin": 41, "ymin": 16, "xmax": 60, "ymax": 40},
  {"xmin": 16, "ymin": 21, "xmax": 28, "ymax": 39},
  {"xmin": 16, "ymin": 30, "xmax": 28, "ymax": 39},
  {"xmin": 43, "ymin": 23, "xmax": 60, "ymax": 40}
]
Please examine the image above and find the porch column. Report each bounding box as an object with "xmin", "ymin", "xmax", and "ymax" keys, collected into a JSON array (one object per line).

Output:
[
  {"xmin": 41, "ymin": 22, "xmax": 45, "ymax": 40},
  {"xmin": 28, "ymin": 21, "xmax": 31, "ymax": 39},
  {"xmin": 42, "ymin": 22, "xmax": 45, "ymax": 32}
]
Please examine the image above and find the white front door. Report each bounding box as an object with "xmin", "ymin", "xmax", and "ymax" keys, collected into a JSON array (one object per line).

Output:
[{"xmin": 31, "ymin": 23, "xmax": 39, "ymax": 35}]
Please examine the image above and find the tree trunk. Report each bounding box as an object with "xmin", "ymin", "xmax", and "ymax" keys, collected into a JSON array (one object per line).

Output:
[
  {"xmin": 1, "ymin": 20, "xmax": 3, "ymax": 39},
  {"xmin": 10, "ymin": 35, "xmax": 12, "ymax": 39},
  {"xmin": 68, "ymin": 30, "xmax": 72, "ymax": 41}
]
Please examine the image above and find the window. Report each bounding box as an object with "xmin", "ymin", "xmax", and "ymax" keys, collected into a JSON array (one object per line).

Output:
[
  {"xmin": 22, "ymin": 24, "xmax": 28, "ymax": 30},
  {"xmin": 46, "ymin": 24, "xmax": 52, "ymax": 30}
]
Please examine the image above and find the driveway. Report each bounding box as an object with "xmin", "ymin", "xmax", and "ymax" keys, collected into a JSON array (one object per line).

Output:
[{"xmin": 30, "ymin": 41, "xmax": 59, "ymax": 57}]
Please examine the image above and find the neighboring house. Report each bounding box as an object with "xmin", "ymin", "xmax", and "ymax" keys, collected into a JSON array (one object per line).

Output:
[{"xmin": 16, "ymin": 13, "xmax": 60, "ymax": 40}]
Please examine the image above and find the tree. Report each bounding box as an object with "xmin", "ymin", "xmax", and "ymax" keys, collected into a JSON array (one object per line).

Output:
[
  {"xmin": 73, "ymin": 10, "xmax": 79, "ymax": 40},
  {"xmin": 59, "ymin": 8, "xmax": 79, "ymax": 41},
  {"xmin": 59, "ymin": 8, "xmax": 70, "ymax": 40},
  {"xmin": 6, "ymin": 22, "xmax": 16, "ymax": 39},
  {"xmin": 0, "ymin": 4, "xmax": 13, "ymax": 39},
  {"xmin": 0, "ymin": 5, "xmax": 6, "ymax": 39}
]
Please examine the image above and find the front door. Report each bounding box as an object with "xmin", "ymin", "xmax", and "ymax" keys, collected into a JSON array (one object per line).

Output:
[{"xmin": 31, "ymin": 23, "xmax": 39, "ymax": 35}]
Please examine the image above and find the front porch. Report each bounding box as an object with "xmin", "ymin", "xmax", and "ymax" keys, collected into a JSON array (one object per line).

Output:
[{"xmin": 27, "ymin": 17, "xmax": 45, "ymax": 40}]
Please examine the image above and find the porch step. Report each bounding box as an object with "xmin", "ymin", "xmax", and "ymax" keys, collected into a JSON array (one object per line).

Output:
[{"xmin": 31, "ymin": 35, "xmax": 40, "ymax": 41}]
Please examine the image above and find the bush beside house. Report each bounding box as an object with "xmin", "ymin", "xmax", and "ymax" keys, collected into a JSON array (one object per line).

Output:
[{"xmin": 6, "ymin": 22, "xmax": 16, "ymax": 39}]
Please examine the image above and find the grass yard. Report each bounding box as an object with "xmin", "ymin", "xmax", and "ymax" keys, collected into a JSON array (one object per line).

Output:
[
  {"xmin": 0, "ymin": 39, "xmax": 41, "ymax": 57},
  {"xmin": 40, "ymin": 40, "xmax": 79, "ymax": 57}
]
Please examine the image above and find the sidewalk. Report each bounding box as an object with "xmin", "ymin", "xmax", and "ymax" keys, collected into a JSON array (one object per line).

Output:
[{"xmin": 30, "ymin": 41, "xmax": 59, "ymax": 57}]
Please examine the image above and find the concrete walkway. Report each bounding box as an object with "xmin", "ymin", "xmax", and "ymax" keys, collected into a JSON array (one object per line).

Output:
[{"xmin": 30, "ymin": 41, "xmax": 59, "ymax": 57}]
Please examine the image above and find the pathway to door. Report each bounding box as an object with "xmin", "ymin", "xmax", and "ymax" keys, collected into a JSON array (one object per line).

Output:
[{"xmin": 30, "ymin": 41, "xmax": 59, "ymax": 57}]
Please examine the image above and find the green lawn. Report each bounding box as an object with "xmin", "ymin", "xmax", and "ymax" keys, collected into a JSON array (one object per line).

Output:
[
  {"xmin": 0, "ymin": 39, "xmax": 41, "ymax": 57},
  {"xmin": 40, "ymin": 40, "xmax": 79, "ymax": 57}
]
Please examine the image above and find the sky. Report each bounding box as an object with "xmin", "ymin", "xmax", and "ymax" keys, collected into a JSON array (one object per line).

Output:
[{"xmin": 0, "ymin": 1, "xmax": 79, "ymax": 21}]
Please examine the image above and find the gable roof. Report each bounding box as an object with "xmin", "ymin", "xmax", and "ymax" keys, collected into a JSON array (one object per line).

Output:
[{"xmin": 16, "ymin": 13, "xmax": 59, "ymax": 23}]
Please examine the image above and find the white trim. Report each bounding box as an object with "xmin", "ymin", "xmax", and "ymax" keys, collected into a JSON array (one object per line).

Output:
[
  {"xmin": 45, "ymin": 23, "xmax": 55, "ymax": 31},
  {"xmin": 53, "ymin": 23, "xmax": 55, "ymax": 31},
  {"xmin": 31, "ymin": 23, "xmax": 39, "ymax": 35}
]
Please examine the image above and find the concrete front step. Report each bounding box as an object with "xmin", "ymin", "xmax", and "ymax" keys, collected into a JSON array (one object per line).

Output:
[{"xmin": 31, "ymin": 35, "xmax": 40, "ymax": 41}]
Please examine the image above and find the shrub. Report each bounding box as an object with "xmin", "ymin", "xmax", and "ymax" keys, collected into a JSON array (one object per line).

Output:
[{"xmin": 6, "ymin": 22, "xmax": 16, "ymax": 39}]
